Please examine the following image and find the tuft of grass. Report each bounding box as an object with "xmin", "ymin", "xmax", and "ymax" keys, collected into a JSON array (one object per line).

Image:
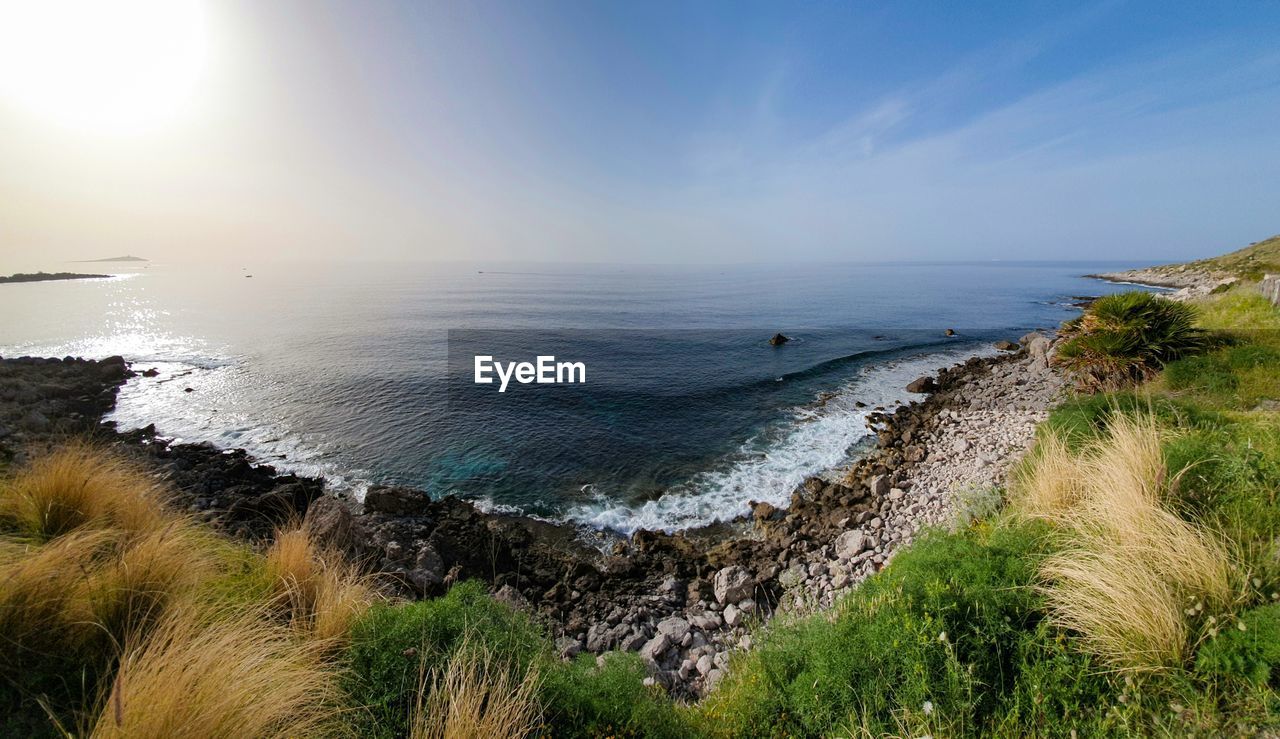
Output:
[
  {"xmin": 0, "ymin": 444, "xmax": 167, "ymax": 541},
  {"xmin": 409, "ymin": 638, "xmax": 542, "ymax": 739},
  {"xmin": 1055, "ymin": 291, "xmax": 1211, "ymax": 391},
  {"xmin": 1028, "ymin": 414, "xmax": 1237, "ymax": 671},
  {"xmin": 1010, "ymin": 430, "xmax": 1082, "ymax": 521},
  {"xmin": 87, "ymin": 605, "xmax": 347, "ymax": 738},
  {"xmin": 264, "ymin": 526, "xmax": 376, "ymax": 643}
]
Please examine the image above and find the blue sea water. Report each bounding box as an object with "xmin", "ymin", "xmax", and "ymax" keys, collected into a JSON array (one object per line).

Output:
[{"xmin": 0, "ymin": 260, "xmax": 1154, "ymax": 533}]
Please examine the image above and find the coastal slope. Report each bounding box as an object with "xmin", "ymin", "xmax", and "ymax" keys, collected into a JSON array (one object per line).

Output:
[{"xmin": 1089, "ymin": 233, "xmax": 1280, "ymax": 298}]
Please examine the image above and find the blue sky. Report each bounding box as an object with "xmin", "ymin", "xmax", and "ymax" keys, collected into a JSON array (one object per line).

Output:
[{"xmin": 2, "ymin": 1, "xmax": 1278, "ymax": 264}]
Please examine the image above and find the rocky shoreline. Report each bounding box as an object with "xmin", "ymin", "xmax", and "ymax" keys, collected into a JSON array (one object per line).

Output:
[
  {"xmin": 1087, "ymin": 265, "xmax": 1235, "ymax": 301},
  {"xmin": 0, "ymin": 335, "xmax": 1064, "ymax": 697}
]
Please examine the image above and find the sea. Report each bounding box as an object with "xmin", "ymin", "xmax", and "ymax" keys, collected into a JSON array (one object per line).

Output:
[{"xmin": 0, "ymin": 260, "xmax": 1156, "ymax": 535}]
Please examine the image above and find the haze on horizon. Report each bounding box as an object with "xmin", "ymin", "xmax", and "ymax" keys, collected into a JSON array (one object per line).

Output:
[{"xmin": 1, "ymin": 0, "xmax": 1277, "ymax": 268}]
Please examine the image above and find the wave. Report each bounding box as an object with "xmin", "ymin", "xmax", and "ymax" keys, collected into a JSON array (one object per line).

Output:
[{"xmin": 560, "ymin": 343, "xmax": 996, "ymax": 535}]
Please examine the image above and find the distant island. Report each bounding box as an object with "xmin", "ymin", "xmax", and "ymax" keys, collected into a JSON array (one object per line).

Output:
[
  {"xmin": 0, "ymin": 271, "xmax": 111, "ymax": 284},
  {"xmin": 73, "ymin": 255, "xmax": 148, "ymax": 263}
]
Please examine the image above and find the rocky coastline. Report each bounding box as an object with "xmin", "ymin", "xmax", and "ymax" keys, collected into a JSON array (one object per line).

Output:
[
  {"xmin": 1086, "ymin": 265, "xmax": 1234, "ymax": 301},
  {"xmin": 0, "ymin": 334, "xmax": 1064, "ymax": 697}
]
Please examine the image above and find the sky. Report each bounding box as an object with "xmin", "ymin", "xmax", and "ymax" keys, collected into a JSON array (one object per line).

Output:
[{"xmin": 0, "ymin": 0, "xmax": 1278, "ymax": 266}]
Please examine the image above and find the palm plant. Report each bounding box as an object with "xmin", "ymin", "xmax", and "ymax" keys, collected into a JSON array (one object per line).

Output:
[{"xmin": 1055, "ymin": 291, "xmax": 1210, "ymax": 390}]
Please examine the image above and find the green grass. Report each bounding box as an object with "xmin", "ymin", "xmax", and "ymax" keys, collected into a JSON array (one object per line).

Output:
[{"xmin": 343, "ymin": 580, "xmax": 689, "ymax": 738}]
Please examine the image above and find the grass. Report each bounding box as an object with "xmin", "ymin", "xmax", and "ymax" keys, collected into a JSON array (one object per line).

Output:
[
  {"xmin": 409, "ymin": 638, "xmax": 542, "ymax": 739},
  {"xmin": 87, "ymin": 605, "xmax": 345, "ymax": 738},
  {"xmin": 0, "ymin": 445, "xmax": 367, "ymax": 737},
  {"xmin": 0, "ymin": 443, "xmax": 168, "ymax": 541},
  {"xmin": 265, "ymin": 526, "xmax": 375, "ymax": 642}
]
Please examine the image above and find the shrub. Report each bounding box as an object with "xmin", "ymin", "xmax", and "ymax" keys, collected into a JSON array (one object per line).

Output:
[{"xmin": 1055, "ymin": 292, "xmax": 1211, "ymax": 391}]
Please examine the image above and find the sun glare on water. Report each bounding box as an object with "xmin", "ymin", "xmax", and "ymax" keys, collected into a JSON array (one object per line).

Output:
[{"xmin": 0, "ymin": 0, "xmax": 212, "ymax": 135}]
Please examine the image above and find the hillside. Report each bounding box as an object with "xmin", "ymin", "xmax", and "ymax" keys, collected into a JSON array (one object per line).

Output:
[{"xmin": 1091, "ymin": 234, "xmax": 1280, "ymax": 298}]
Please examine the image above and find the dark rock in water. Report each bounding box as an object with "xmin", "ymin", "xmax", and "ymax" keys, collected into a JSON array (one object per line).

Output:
[
  {"xmin": 944, "ymin": 328, "xmax": 956, "ymax": 336},
  {"xmin": 184, "ymin": 387, "xmax": 194, "ymax": 393},
  {"xmin": 854, "ymin": 401, "xmax": 867, "ymax": 408},
  {"xmin": 994, "ymin": 340, "xmax": 1019, "ymax": 351},
  {"xmin": 906, "ymin": 376, "xmax": 937, "ymax": 393},
  {"xmin": 141, "ymin": 367, "xmax": 159, "ymax": 377},
  {"xmin": 768, "ymin": 333, "xmax": 790, "ymax": 346}
]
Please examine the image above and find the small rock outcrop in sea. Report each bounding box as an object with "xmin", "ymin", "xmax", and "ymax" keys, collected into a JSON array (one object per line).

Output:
[
  {"xmin": 994, "ymin": 340, "xmax": 1019, "ymax": 351},
  {"xmin": 768, "ymin": 333, "xmax": 790, "ymax": 346}
]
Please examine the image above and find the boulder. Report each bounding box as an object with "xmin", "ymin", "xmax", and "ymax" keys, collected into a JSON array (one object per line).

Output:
[
  {"xmin": 656, "ymin": 616, "xmax": 690, "ymax": 642},
  {"xmin": 868, "ymin": 474, "xmax": 891, "ymax": 497},
  {"xmin": 994, "ymin": 340, "xmax": 1019, "ymax": 351},
  {"xmin": 834, "ymin": 530, "xmax": 867, "ymax": 560},
  {"xmin": 1027, "ymin": 335, "xmax": 1052, "ymax": 368},
  {"xmin": 713, "ymin": 565, "xmax": 754, "ymax": 604},
  {"xmin": 768, "ymin": 333, "xmax": 790, "ymax": 346},
  {"xmin": 364, "ymin": 485, "xmax": 429, "ymax": 516},
  {"xmin": 906, "ymin": 376, "xmax": 936, "ymax": 393}
]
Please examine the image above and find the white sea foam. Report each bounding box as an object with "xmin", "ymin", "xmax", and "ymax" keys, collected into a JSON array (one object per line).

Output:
[{"xmin": 562, "ymin": 344, "xmax": 996, "ymax": 535}]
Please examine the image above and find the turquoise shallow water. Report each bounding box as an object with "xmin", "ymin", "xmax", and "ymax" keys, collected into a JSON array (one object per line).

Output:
[{"xmin": 0, "ymin": 260, "xmax": 1154, "ymax": 533}]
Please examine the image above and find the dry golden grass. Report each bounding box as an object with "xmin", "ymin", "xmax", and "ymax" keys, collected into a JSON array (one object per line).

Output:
[
  {"xmin": 265, "ymin": 526, "xmax": 375, "ymax": 642},
  {"xmin": 0, "ymin": 444, "xmax": 167, "ymax": 540},
  {"xmin": 0, "ymin": 529, "xmax": 115, "ymax": 664},
  {"xmin": 409, "ymin": 639, "xmax": 542, "ymax": 739},
  {"xmin": 1021, "ymin": 413, "xmax": 1238, "ymax": 671},
  {"xmin": 88, "ymin": 605, "xmax": 346, "ymax": 739},
  {"xmin": 1010, "ymin": 430, "xmax": 1083, "ymax": 521},
  {"xmin": 86, "ymin": 522, "xmax": 217, "ymax": 645}
]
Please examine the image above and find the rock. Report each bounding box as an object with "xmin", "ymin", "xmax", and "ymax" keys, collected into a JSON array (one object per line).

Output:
[
  {"xmin": 696, "ymin": 654, "xmax": 715, "ymax": 676},
  {"xmin": 723, "ymin": 603, "xmax": 743, "ymax": 627},
  {"xmin": 750, "ymin": 500, "xmax": 780, "ymax": 523},
  {"xmin": 639, "ymin": 633, "xmax": 672, "ymax": 663},
  {"xmin": 363, "ymin": 485, "xmax": 428, "ymax": 515},
  {"xmin": 656, "ymin": 616, "xmax": 690, "ymax": 642},
  {"xmin": 944, "ymin": 328, "xmax": 956, "ymax": 336},
  {"xmin": 706, "ymin": 668, "xmax": 725, "ymax": 689},
  {"xmin": 494, "ymin": 584, "xmax": 528, "ymax": 610},
  {"xmin": 556, "ymin": 636, "xmax": 583, "ymax": 659},
  {"xmin": 713, "ymin": 565, "xmax": 753, "ymax": 604},
  {"xmin": 21, "ymin": 410, "xmax": 49, "ymax": 432},
  {"xmin": 887, "ymin": 488, "xmax": 905, "ymax": 501},
  {"xmin": 868, "ymin": 474, "xmax": 890, "ymax": 497},
  {"xmin": 768, "ymin": 333, "xmax": 790, "ymax": 346},
  {"xmin": 141, "ymin": 367, "xmax": 160, "ymax": 377},
  {"xmin": 906, "ymin": 376, "xmax": 937, "ymax": 393},
  {"xmin": 994, "ymin": 340, "xmax": 1019, "ymax": 351},
  {"xmin": 1027, "ymin": 335, "xmax": 1052, "ymax": 368},
  {"xmin": 834, "ymin": 530, "xmax": 866, "ymax": 559},
  {"xmin": 303, "ymin": 495, "xmax": 354, "ymax": 549}
]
